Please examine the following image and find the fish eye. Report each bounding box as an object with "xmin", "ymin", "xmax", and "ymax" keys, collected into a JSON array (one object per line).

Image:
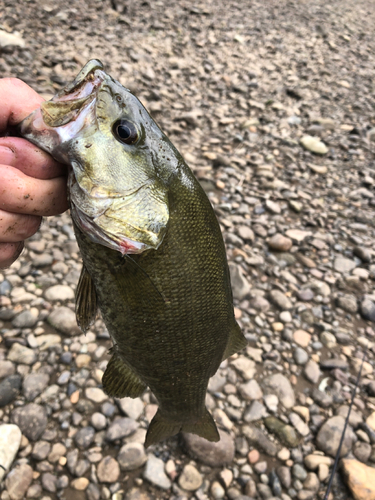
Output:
[{"xmin": 112, "ymin": 119, "xmax": 138, "ymax": 145}]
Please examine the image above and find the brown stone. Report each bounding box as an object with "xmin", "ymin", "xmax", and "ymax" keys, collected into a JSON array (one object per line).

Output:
[{"xmin": 341, "ymin": 459, "xmax": 375, "ymax": 500}]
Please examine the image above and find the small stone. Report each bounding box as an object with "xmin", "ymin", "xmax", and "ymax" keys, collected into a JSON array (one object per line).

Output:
[
  {"xmin": 239, "ymin": 379, "xmax": 263, "ymax": 400},
  {"xmin": 320, "ymin": 331, "xmax": 337, "ymax": 348},
  {"xmin": 0, "ymin": 375, "xmax": 22, "ymax": 407},
  {"xmin": 337, "ymin": 295, "xmax": 358, "ymax": 313},
  {"xmin": 12, "ymin": 310, "xmax": 38, "ymax": 328},
  {"xmin": 178, "ymin": 464, "xmax": 202, "ymax": 491},
  {"xmin": 23, "ymin": 373, "xmax": 50, "ymax": 401},
  {"xmin": 211, "ymin": 481, "xmax": 225, "ymax": 499},
  {"xmin": 277, "ymin": 448, "xmax": 290, "ymax": 461},
  {"xmin": 249, "ymin": 295, "xmax": 270, "ymax": 312},
  {"xmin": 117, "ymin": 397, "xmax": 144, "ymax": 420},
  {"xmin": 242, "ymin": 425, "xmax": 278, "ymax": 457},
  {"xmin": 74, "ymin": 426, "xmax": 95, "ymax": 449},
  {"xmin": 248, "ymin": 449, "xmax": 260, "ymax": 464},
  {"xmin": 366, "ymin": 412, "xmax": 375, "ymax": 431},
  {"xmin": 300, "ymin": 135, "xmax": 328, "ymax": 154},
  {"xmin": 280, "ymin": 311, "xmax": 292, "ymax": 323},
  {"xmin": 341, "ymin": 458, "xmax": 375, "ymax": 500},
  {"xmin": 269, "ymin": 290, "xmax": 293, "ymax": 310},
  {"xmin": 75, "ymin": 354, "xmax": 91, "ymax": 367},
  {"xmin": 5, "ymin": 463, "xmax": 33, "ymax": 500},
  {"xmin": 265, "ymin": 200, "xmax": 281, "ymax": 214},
  {"xmin": 48, "ymin": 443, "xmax": 66, "ymax": 463},
  {"xmin": 183, "ymin": 429, "xmax": 235, "ymax": 466},
  {"xmin": 71, "ymin": 477, "xmax": 89, "ymax": 490},
  {"xmin": 293, "ymin": 347, "xmax": 309, "ymax": 365},
  {"xmin": 0, "ymin": 30, "xmax": 25, "ymax": 48},
  {"xmin": 316, "ymin": 416, "xmax": 354, "ymax": 457},
  {"xmin": 268, "ymin": 233, "xmax": 292, "ymax": 252},
  {"xmin": 304, "ymin": 360, "xmax": 321, "ymax": 384},
  {"xmin": 91, "ymin": 412, "xmax": 107, "ymax": 430},
  {"xmin": 334, "ymin": 257, "xmax": 357, "ymax": 273},
  {"xmin": 264, "ymin": 416, "xmax": 300, "ymax": 447},
  {"xmin": 309, "ymin": 164, "xmax": 327, "ymax": 174},
  {"xmin": 0, "ymin": 360, "xmax": 15, "ymax": 379},
  {"xmin": 118, "ymin": 443, "xmax": 147, "ymax": 471},
  {"xmin": 244, "ymin": 400, "xmax": 268, "ymax": 422},
  {"xmin": 11, "ymin": 403, "xmax": 47, "ymax": 441},
  {"xmin": 97, "ymin": 456, "xmax": 120, "ymax": 483},
  {"xmin": 35, "ymin": 334, "xmax": 61, "ymax": 351},
  {"xmin": 262, "ymin": 374, "xmax": 295, "ymax": 409},
  {"xmin": 229, "ymin": 263, "xmax": 251, "ymax": 300},
  {"xmin": 237, "ymin": 226, "xmax": 255, "ymax": 242},
  {"xmin": 47, "ymin": 306, "xmax": 81, "ymax": 335},
  {"xmin": 304, "ymin": 454, "xmax": 333, "ymax": 470},
  {"xmin": 353, "ymin": 246, "xmax": 371, "ymax": 263},
  {"xmin": 44, "ymin": 285, "xmax": 74, "ymax": 301},
  {"xmin": 32, "ymin": 440, "xmax": 51, "ymax": 460},
  {"xmin": 264, "ymin": 394, "xmax": 278, "ymax": 413},
  {"xmin": 286, "ymin": 230, "xmax": 312, "ymax": 242},
  {"xmin": 277, "ymin": 466, "xmax": 292, "ymax": 489},
  {"xmin": 289, "ymin": 412, "xmax": 310, "ymax": 437},
  {"xmin": 231, "ymin": 356, "xmax": 256, "ymax": 380},
  {"xmin": 0, "ymin": 424, "xmax": 22, "ymax": 482},
  {"xmin": 143, "ymin": 455, "xmax": 171, "ymax": 490},
  {"xmin": 85, "ymin": 387, "xmax": 107, "ymax": 403},
  {"xmin": 353, "ymin": 442, "xmax": 372, "ymax": 463},
  {"xmin": 32, "ymin": 253, "xmax": 53, "ymax": 267},
  {"xmin": 7, "ymin": 343, "xmax": 36, "ymax": 365},
  {"xmin": 41, "ymin": 472, "xmax": 57, "ymax": 493},
  {"xmin": 106, "ymin": 417, "xmax": 139, "ymax": 441},
  {"xmin": 361, "ymin": 299, "xmax": 375, "ymax": 322}
]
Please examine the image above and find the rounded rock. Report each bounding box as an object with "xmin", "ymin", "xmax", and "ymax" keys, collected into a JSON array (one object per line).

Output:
[
  {"xmin": 118, "ymin": 442, "xmax": 147, "ymax": 471},
  {"xmin": 97, "ymin": 456, "xmax": 120, "ymax": 483},
  {"xmin": 178, "ymin": 464, "xmax": 203, "ymax": 491},
  {"xmin": 183, "ymin": 429, "xmax": 235, "ymax": 466},
  {"xmin": 268, "ymin": 233, "xmax": 293, "ymax": 252}
]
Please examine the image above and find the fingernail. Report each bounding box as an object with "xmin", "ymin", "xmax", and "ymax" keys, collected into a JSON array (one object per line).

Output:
[{"xmin": 0, "ymin": 146, "xmax": 15, "ymax": 165}]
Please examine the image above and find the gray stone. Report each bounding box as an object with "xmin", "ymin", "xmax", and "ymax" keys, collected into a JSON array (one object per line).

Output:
[
  {"xmin": 229, "ymin": 263, "xmax": 251, "ymax": 301},
  {"xmin": 353, "ymin": 441, "xmax": 372, "ymax": 463},
  {"xmin": 106, "ymin": 417, "xmax": 139, "ymax": 441},
  {"xmin": 74, "ymin": 426, "xmax": 95, "ymax": 449},
  {"xmin": 264, "ymin": 416, "xmax": 300, "ymax": 447},
  {"xmin": 7, "ymin": 343, "xmax": 37, "ymax": 365},
  {"xmin": 0, "ymin": 424, "xmax": 22, "ymax": 482},
  {"xmin": 41, "ymin": 472, "xmax": 57, "ymax": 492},
  {"xmin": 22, "ymin": 373, "xmax": 50, "ymax": 401},
  {"xmin": 32, "ymin": 440, "xmax": 51, "ymax": 460},
  {"xmin": 97, "ymin": 456, "xmax": 120, "ymax": 483},
  {"xmin": 304, "ymin": 359, "xmax": 321, "ymax": 384},
  {"xmin": 239, "ymin": 379, "xmax": 263, "ymax": 400},
  {"xmin": 32, "ymin": 253, "xmax": 53, "ymax": 267},
  {"xmin": 243, "ymin": 400, "xmax": 268, "ymax": 422},
  {"xmin": 178, "ymin": 464, "xmax": 203, "ymax": 491},
  {"xmin": 183, "ymin": 429, "xmax": 235, "ymax": 466},
  {"xmin": 12, "ymin": 310, "xmax": 38, "ymax": 328},
  {"xmin": 277, "ymin": 466, "xmax": 292, "ymax": 489},
  {"xmin": 336, "ymin": 295, "xmax": 358, "ymax": 313},
  {"xmin": 47, "ymin": 306, "xmax": 81, "ymax": 335},
  {"xmin": 91, "ymin": 412, "xmax": 107, "ymax": 430},
  {"xmin": 268, "ymin": 233, "xmax": 292, "ymax": 252},
  {"xmin": 316, "ymin": 416, "xmax": 354, "ymax": 457},
  {"xmin": 118, "ymin": 442, "xmax": 147, "ymax": 471},
  {"xmin": 143, "ymin": 455, "xmax": 171, "ymax": 489},
  {"xmin": 353, "ymin": 246, "xmax": 372, "ymax": 263},
  {"xmin": 269, "ymin": 290, "xmax": 293, "ymax": 310},
  {"xmin": 11, "ymin": 403, "xmax": 47, "ymax": 440},
  {"xmin": 249, "ymin": 295, "xmax": 270, "ymax": 312},
  {"xmin": 242, "ymin": 425, "xmax": 279, "ymax": 456},
  {"xmin": 289, "ymin": 412, "xmax": 310, "ymax": 437},
  {"xmin": 117, "ymin": 397, "xmax": 144, "ymax": 420},
  {"xmin": 0, "ymin": 375, "xmax": 22, "ymax": 407},
  {"xmin": 360, "ymin": 299, "xmax": 375, "ymax": 322},
  {"xmin": 0, "ymin": 360, "xmax": 15, "ymax": 379},
  {"xmin": 5, "ymin": 463, "xmax": 33, "ymax": 500},
  {"xmin": 293, "ymin": 347, "xmax": 309, "ymax": 365},
  {"xmin": 231, "ymin": 356, "xmax": 256, "ymax": 380},
  {"xmin": 311, "ymin": 388, "xmax": 333, "ymax": 408},
  {"xmin": 262, "ymin": 374, "xmax": 295, "ymax": 409},
  {"xmin": 334, "ymin": 257, "xmax": 357, "ymax": 273}
]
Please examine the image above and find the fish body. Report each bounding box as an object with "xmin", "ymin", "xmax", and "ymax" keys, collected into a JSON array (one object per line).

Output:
[{"xmin": 20, "ymin": 60, "xmax": 247, "ymax": 446}]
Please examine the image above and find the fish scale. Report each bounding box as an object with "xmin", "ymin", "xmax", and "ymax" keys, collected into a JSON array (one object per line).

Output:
[{"xmin": 19, "ymin": 59, "xmax": 247, "ymax": 447}]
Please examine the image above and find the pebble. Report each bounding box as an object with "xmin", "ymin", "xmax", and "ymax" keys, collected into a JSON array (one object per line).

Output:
[
  {"xmin": 244, "ymin": 400, "xmax": 268, "ymax": 422},
  {"xmin": 300, "ymin": 135, "xmax": 328, "ymax": 154},
  {"xmin": 316, "ymin": 416, "xmax": 354, "ymax": 457},
  {"xmin": 0, "ymin": 375, "xmax": 22, "ymax": 407},
  {"xmin": 71, "ymin": 477, "xmax": 90, "ymax": 490},
  {"xmin": 97, "ymin": 456, "xmax": 120, "ymax": 483},
  {"xmin": 178, "ymin": 464, "xmax": 203, "ymax": 491},
  {"xmin": 143, "ymin": 455, "xmax": 171, "ymax": 490},
  {"xmin": 229, "ymin": 263, "xmax": 251, "ymax": 300},
  {"xmin": 268, "ymin": 233, "xmax": 292, "ymax": 252},
  {"xmin": 118, "ymin": 442, "xmax": 147, "ymax": 471},
  {"xmin": 183, "ymin": 429, "xmax": 235, "ymax": 466},
  {"xmin": 85, "ymin": 387, "xmax": 108, "ymax": 403},
  {"xmin": 264, "ymin": 416, "xmax": 300, "ymax": 447},
  {"xmin": 303, "ymin": 360, "xmax": 321, "ymax": 384},
  {"xmin": 336, "ymin": 294, "xmax": 358, "ymax": 313},
  {"xmin": 239, "ymin": 379, "xmax": 263, "ymax": 400},
  {"xmin": 74, "ymin": 426, "xmax": 95, "ymax": 449},
  {"xmin": 11, "ymin": 403, "xmax": 47, "ymax": 441},
  {"xmin": 242, "ymin": 426, "xmax": 278, "ymax": 457},
  {"xmin": 333, "ymin": 257, "xmax": 357, "ymax": 273},
  {"xmin": 12, "ymin": 309, "xmax": 38, "ymax": 328},
  {"xmin": 341, "ymin": 458, "xmax": 375, "ymax": 500},
  {"xmin": 361, "ymin": 299, "xmax": 375, "ymax": 322},
  {"xmin": 23, "ymin": 373, "xmax": 50, "ymax": 400},
  {"xmin": 262, "ymin": 374, "xmax": 295, "ymax": 409},
  {"xmin": 117, "ymin": 397, "xmax": 144, "ymax": 420},
  {"xmin": 211, "ymin": 481, "xmax": 226, "ymax": 499},
  {"xmin": 293, "ymin": 347, "xmax": 309, "ymax": 365},
  {"xmin": 47, "ymin": 306, "xmax": 81, "ymax": 335},
  {"xmin": 5, "ymin": 463, "xmax": 33, "ymax": 500},
  {"xmin": 44, "ymin": 284, "xmax": 75, "ymax": 301},
  {"xmin": 7, "ymin": 343, "xmax": 37, "ymax": 365},
  {"xmin": 106, "ymin": 417, "xmax": 139, "ymax": 441},
  {"xmin": 0, "ymin": 424, "xmax": 22, "ymax": 482}
]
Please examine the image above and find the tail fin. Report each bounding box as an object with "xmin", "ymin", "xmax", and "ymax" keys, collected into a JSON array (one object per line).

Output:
[{"xmin": 145, "ymin": 408, "xmax": 220, "ymax": 448}]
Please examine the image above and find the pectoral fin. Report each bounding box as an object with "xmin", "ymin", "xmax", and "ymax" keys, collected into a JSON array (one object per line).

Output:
[
  {"xmin": 75, "ymin": 265, "xmax": 98, "ymax": 333},
  {"xmin": 222, "ymin": 322, "xmax": 247, "ymax": 360},
  {"xmin": 102, "ymin": 350, "xmax": 146, "ymax": 399}
]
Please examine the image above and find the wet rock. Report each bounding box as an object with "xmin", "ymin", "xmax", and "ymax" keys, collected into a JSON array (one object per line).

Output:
[
  {"xmin": 22, "ymin": 373, "xmax": 50, "ymax": 400},
  {"xmin": 268, "ymin": 233, "xmax": 292, "ymax": 252},
  {"xmin": 7, "ymin": 343, "xmax": 37, "ymax": 365},
  {"xmin": 183, "ymin": 429, "xmax": 235, "ymax": 466},
  {"xmin": 262, "ymin": 374, "xmax": 295, "ymax": 409},
  {"xmin": 11, "ymin": 403, "xmax": 47, "ymax": 440},
  {"xmin": 97, "ymin": 456, "xmax": 120, "ymax": 483},
  {"xmin": 0, "ymin": 374, "xmax": 22, "ymax": 407},
  {"xmin": 5, "ymin": 463, "xmax": 33, "ymax": 500},
  {"xmin": 178, "ymin": 464, "xmax": 202, "ymax": 491},
  {"xmin": 269, "ymin": 290, "xmax": 293, "ymax": 310},
  {"xmin": 341, "ymin": 459, "xmax": 375, "ymax": 500},
  {"xmin": 118, "ymin": 442, "xmax": 147, "ymax": 471},
  {"xmin": 47, "ymin": 306, "xmax": 81, "ymax": 335},
  {"xmin": 143, "ymin": 454, "xmax": 171, "ymax": 489},
  {"xmin": 0, "ymin": 424, "xmax": 22, "ymax": 482},
  {"xmin": 316, "ymin": 416, "xmax": 354, "ymax": 457},
  {"xmin": 264, "ymin": 416, "xmax": 300, "ymax": 447}
]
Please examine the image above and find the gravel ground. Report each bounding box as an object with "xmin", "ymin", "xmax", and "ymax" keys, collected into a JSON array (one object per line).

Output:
[{"xmin": 1, "ymin": 1, "xmax": 375, "ymax": 499}]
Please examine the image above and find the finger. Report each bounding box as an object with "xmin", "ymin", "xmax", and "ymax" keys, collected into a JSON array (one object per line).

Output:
[
  {"xmin": 0, "ymin": 78, "xmax": 44, "ymax": 133},
  {"xmin": 0, "ymin": 242, "xmax": 24, "ymax": 270},
  {"xmin": 0, "ymin": 165, "xmax": 68, "ymax": 217},
  {"xmin": 0, "ymin": 209, "xmax": 42, "ymax": 243},
  {"xmin": 0, "ymin": 137, "xmax": 66, "ymax": 180}
]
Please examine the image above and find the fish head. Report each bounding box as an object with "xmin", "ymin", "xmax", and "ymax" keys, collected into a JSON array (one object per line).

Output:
[{"xmin": 20, "ymin": 59, "xmax": 177, "ymax": 254}]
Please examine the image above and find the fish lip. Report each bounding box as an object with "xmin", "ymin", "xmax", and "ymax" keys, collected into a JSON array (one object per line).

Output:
[{"xmin": 56, "ymin": 59, "xmax": 105, "ymax": 99}]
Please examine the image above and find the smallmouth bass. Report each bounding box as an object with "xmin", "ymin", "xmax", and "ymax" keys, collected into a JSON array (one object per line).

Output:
[{"xmin": 19, "ymin": 60, "xmax": 247, "ymax": 447}]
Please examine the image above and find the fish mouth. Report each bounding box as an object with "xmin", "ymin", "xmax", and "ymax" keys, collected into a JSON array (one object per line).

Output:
[{"xmin": 19, "ymin": 59, "xmax": 108, "ymax": 157}]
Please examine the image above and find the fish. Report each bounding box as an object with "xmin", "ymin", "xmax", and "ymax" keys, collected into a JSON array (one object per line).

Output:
[{"xmin": 19, "ymin": 59, "xmax": 247, "ymax": 447}]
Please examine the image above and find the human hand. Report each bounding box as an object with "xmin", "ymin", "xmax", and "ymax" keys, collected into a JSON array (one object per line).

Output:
[{"xmin": 0, "ymin": 78, "xmax": 68, "ymax": 269}]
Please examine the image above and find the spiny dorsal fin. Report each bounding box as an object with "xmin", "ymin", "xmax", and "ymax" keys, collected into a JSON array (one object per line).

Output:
[
  {"xmin": 222, "ymin": 322, "xmax": 247, "ymax": 361},
  {"xmin": 102, "ymin": 350, "xmax": 146, "ymax": 399},
  {"xmin": 75, "ymin": 265, "xmax": 98, "ymax": 333}
]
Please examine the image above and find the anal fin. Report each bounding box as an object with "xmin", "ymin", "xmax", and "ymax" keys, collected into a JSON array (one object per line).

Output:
[
  {"xmin": 102, "ymin": 351, "xmax": 146, "ymax": 399},
  {"xmin": 222, "ymin": 322, "xmax": 247, "ymax": 360},
  {"xmin": 75, "ymin": 265, "xmax": 98, "ymax": 333}
]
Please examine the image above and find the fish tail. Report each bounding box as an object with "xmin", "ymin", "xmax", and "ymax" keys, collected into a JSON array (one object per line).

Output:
[{"xmin": 145, "ymin": 408, "xmax": 220, "ymax": 448}]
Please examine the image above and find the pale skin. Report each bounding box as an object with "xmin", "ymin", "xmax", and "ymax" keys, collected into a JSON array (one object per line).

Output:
[{"xmin": 0, "ymin": 78, "xmax": 68, "ymax": 269}]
